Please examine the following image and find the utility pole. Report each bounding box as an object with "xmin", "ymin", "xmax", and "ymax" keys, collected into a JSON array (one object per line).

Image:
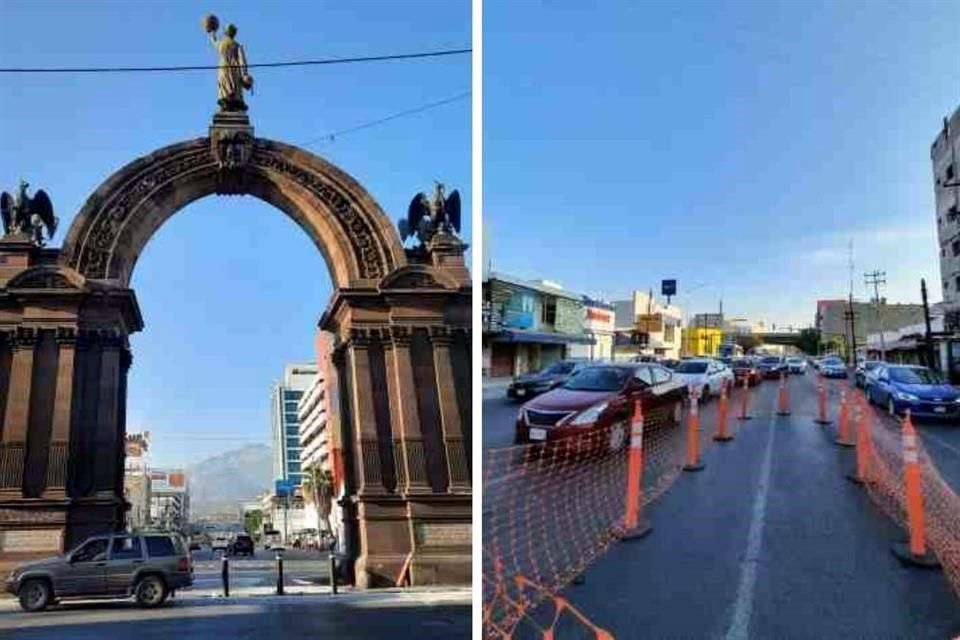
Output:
[
  {"xmin": 864, "ymin": 270, "xmax": 887, "ymax": 361},
  {"xmin": 845, "ymin": 293, "xmax": 859, "ymax": 369},
  {"xmin": 921, "ymin": 278, "xmax": 937, "ymax": 371}
]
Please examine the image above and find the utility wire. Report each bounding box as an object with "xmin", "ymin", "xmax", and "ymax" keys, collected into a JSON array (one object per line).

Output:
[
  {"xmin": 0, "ymin": 47, "xmax": 470, "ymax": 74},
  {"xmin": 299, "ymin": 90, "xmax": 470, "ymax": 147}
]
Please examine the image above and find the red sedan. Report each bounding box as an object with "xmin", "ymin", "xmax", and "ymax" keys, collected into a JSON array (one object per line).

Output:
[{"xmin": 514, "ymin": 363, "xmax": 688, "ymax": 452}]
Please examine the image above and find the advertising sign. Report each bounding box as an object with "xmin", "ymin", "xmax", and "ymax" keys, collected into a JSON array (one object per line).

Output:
[
  {"xmin": 275, "ymin": 479, "xmax": 295, "ymax": 498},
  {"xmin": 636, "ymin": 313, "xmax": 664, "ymax": 334}
]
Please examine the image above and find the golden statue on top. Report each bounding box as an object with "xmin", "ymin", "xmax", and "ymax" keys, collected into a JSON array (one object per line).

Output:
[{"xmin": 203, "ymin": 14, "xmax": 254, "ymax": 112}]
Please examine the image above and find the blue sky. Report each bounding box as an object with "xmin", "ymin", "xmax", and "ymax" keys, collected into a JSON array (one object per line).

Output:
[
  {"xmin": 0, "ymin": 0, "xmax": 470, "ymax": 467},
  {"xmin": 484, "ymin": 0, "xmax": 959, "ymax": 330}
]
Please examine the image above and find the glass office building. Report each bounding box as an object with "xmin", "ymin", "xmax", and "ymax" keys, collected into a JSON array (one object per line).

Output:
[{"xmin": 270, "ymin": 364, "xmax": 319, "ymax": 489}]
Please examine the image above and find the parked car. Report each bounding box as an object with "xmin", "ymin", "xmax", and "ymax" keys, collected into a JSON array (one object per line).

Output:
[
  {"xmin": 263, "ymin": 531, "xmax": 283, "ymax": 550},
  {"xmin": 865, "ymin": 364, "xmax": 960, "ymax": 418},
  {"xmin": 670, "ymin": 358, "xmax": 734, "ymax": 400},
  {"xmin": 514, "ymin": 363, "xmax": 687, "ymax": 450},
  {"xmin": 757, "ymin": 356, "xmax": 787, "ymax": 379},
  {"xmin": 785, "ymin": 356, "xmax": 807, "ymax": 374},
  {"xmin": 229, "ymin": 534, "xmax": 255, "ymax": 557},
  {"xmin": 4, "ymin": 532, "xmax": 193, "ymax": 612},
  {"xmin": 730, "ymin": 357, "xmax": 761, "ymax": 386},
  {"xmin": 210, "ymin": 532, "xmax": 232, "ymax": 554},
  {"xmin": 855, "ymin": 360, "xmax": 884, "ymax": 388},
  {"xmin": 819, "ymin": 356, "xmax": 848, "ymax": 379},
  {"xmin": 507, "ymin": 359, "xmax": 588, "ymax": 401}
]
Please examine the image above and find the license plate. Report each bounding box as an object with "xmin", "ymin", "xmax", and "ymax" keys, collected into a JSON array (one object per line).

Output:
[
  {"xmin": 529, "ymin": 428, "xmax": 547, "ymax": 441},
  {"xmin": 516, "ymin": 388, "xmax": 526, "ymax": 397},
  {"xmin": 934, "ymin": 406, "xmax": 947, "ymax": 414}
]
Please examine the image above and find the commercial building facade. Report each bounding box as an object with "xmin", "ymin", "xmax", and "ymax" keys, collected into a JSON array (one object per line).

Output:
[
  {"xmin": 123, "ymin": 432, "xmax": 151, "ymax": 531},
  {"xmin": 932, "ymin": 105, "xmax": 960, "ymax": 380},
  {"xmin": 482, "ymin": 273, "xmax": 593, "ymax": 377},
  {"xmin": 612, "ymin": 290, "xmax": 683, "ymax": 360},
  {"xmin": 568, "ymin": 297, "xmax": 616, "ymax": 361},
  {"xmin": 815, "ymin": 299, "xmax": 925, "ymax": 359},
  {"xmin": 148, "ymin": 469, "xmax": 189, "ymax": 533}
]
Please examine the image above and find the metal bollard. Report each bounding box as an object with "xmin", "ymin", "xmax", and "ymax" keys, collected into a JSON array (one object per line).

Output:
[
  {"xmin": 221, "ymin": 554, "xmax": 229, "ymax": 597},
  {"xmin": 329, "ymin": 554, "xmax": 338, "ymax": 595},
  {"xmin": 276, "ymin": 551, "xmax": 285, "ymax": 595}
]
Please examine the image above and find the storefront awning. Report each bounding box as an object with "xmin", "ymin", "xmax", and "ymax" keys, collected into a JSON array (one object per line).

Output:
[{"xmin": 492, "ymin": 329, "xmax": 595, "ymax": 345}]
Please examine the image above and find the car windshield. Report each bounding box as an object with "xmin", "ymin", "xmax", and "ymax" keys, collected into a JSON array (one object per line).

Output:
[
  {"xmin": 787, "ymin": 357, "xmax": 801, "ymax": 363},
  {"xmin": 889, "ymin": 367, "xmax": 942, "ymax": 385},
  {"xmin": 864, "ymin": 362, "xmax": 882, "ymax": 370},
  {"xmin": 542, "ymin": 361, "xmax": 575, "ymax": 375},
  {"xmin": 732, "ymin": 359, "xmax": 752, "ymax": 368},
  {"xmin": 674, "ymin": 361, "xmax": 709, "ymax": 373},
  {"xmin": 563, "ymin": 367, "xmax": 629, "ymax": 391},
  {"xmin": 760, "ymin": 357, "xmax": 780, "ymax": 364},
  {"xmin": 823, "ymin": 358, "xmax": 844, "ymax": 366}
]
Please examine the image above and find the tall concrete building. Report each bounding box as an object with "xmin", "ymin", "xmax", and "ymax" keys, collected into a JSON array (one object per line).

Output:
[
  {"xmin": 934, "ymin": 106, "xmax": 960, "ymax": 323},
  {"xmin": 270, "ymin": 364, "xmax": 318, "ymax": 490}
]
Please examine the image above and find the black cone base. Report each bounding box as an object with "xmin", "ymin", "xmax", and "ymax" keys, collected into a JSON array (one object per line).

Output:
[
  {"xmin": 737, "ymin": 415, "xmax": 753, "ymax": 421},
  {"xmin": 891, "ymin": 543, "xmax": 941, "ymax": 569},
  {"xmin": 834, "ymin": 439, "xmax": 855, "ymax": 448},
  {"xmin": 713, "ymin": 434, "xmax": 734, "ymax": 442},
  {"xmin": 621, "ymin": 521, "xmax": 653, "ymax": 541},
  {"xmin": 777, "ymin": 410, "xmax": 791, "ymax": 416},
  {"xmin": 845, "ymin": 472, "xmax": 871, "ymax": 485},
  {"xmin": 814, "ymin": 419, "xmax": 832, "ymax": 425},
  {"xmin": 683, "ymin": 462, "xmax": 706, "ymax": 472}
]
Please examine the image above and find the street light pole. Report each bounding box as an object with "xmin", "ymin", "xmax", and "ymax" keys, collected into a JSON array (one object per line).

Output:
[{"xmin": 865, "ymin": 270, "xmax": 887, "ymax": 361}]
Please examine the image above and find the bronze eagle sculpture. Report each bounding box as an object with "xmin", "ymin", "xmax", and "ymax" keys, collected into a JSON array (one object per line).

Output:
[
  {"xmin": 398, "ymin": 182, "xmax": 462, "ymax": 246},
  {"xmin": 1, "ymin": 180, "xmax": 58, "ymax": 246}
]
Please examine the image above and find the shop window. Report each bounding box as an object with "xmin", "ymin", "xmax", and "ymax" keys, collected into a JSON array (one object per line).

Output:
[{"xmin": 541, "ymin": 298, "xmax": 557, "ymax": 326}]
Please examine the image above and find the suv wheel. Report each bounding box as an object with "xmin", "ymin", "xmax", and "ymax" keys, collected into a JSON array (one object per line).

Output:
[
  {"xmin": 18, "ymin": 578, "xmax": 51, "ymax": 612},
  {"xmin": 135, "ymin": 575, "xmax": 168, "ymax": 608},
  {"xmin": 887, "ymin": 396, "xmax": 897, "ymax": 418}
]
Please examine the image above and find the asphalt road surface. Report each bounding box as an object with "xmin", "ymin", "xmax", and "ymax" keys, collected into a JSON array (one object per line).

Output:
[
  {"xmin": 485, "ymin": 371, "xmax": 960, "ymax": 639},
  {"xmin": 0, "ymin": 590, "xmax": 470, "ymax": 639},
  {"xmin": 190, "ymin": 548, "xmax": 332, "ymax": 590}
]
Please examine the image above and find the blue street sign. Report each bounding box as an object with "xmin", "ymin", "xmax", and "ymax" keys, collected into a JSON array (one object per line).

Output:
[
  {"xmin": 275, "ymin": 479, "xmax": 295, "ymax": 497},
  {"xmin": 661, "ymin": 279, "xmax": 677, "ymax": 296}
]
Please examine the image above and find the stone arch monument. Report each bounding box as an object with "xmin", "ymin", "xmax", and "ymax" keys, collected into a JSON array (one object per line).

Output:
[{"xmin": 0, "ymin": 112, "xmax": 471, "ymax": 587}]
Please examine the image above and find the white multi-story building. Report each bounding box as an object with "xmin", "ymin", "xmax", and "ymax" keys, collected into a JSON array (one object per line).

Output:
[
  {"xmin": 935, "ymin": 105, "xmax": 960, "ymax": 308},
  {"xmin": 148, "ymin": 469, "xmax": 189, "ymax": 532},
  {"xmin": 123, "ymin": 432, "xmax": 151, "ymax": 531},
  {"xmin": 612, "ymin": 290, "xmax": 683, "ymax": 359}
]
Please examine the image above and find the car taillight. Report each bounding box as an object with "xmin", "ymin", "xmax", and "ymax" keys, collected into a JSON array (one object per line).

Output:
[{"xmin": 177, "ymin": 558, "xmax": 190, "ymax": 572}]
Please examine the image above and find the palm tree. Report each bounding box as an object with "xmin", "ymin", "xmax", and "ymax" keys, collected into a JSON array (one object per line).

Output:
[{"xmin": 302, "ymin": 466, "xmax": 334, "ymax": 540}]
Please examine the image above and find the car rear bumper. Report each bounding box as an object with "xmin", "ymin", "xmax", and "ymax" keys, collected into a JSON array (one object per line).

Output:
[
  {"xmin": 169, "ymin": 572, "xmax": 193, "ymax": 589},
  {"xmin": 4, "ymin": 578, "xmax": 17, "ymax": 595}
]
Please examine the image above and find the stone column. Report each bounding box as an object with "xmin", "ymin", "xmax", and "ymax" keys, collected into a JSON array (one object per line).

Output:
[
  {"xmin": 93, "ymin": 332, "xmax": 122, "ymax": 498},
  {"xmin": 347, "ymin": 330, "xmax": 386, "ymax": 495},
  {"xmin": 43, "ymin": 328, "xmax": 76, "ymax": 496},
  {"xmin": 386, "ymin": 327, "xmax": 431, "ymax": 494},
  {"xmin": 0, "ymin": 328, "xmax": 38, "ymax": 497},
  {"xmin": 429, "ymin": 327, "xmax": 470, "ymax": 492}
]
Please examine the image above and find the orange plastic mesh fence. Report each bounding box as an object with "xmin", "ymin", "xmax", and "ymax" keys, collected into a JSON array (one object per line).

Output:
[
  {"xmin": 833, "ymin": 388, "xmax": 960, "ymax": 599},
  {"xmin": 482, "ymin": 385, "xmax": 751, "ymax": 637}
]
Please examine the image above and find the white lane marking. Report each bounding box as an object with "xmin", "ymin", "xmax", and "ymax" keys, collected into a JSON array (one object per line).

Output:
[
  {"xmin": 918, "ymin": 429, "xmax": 960, "ymax": 458},
  {"xmin": 725, "ymin": 396, "xmax": 778, "ymax": 640}
]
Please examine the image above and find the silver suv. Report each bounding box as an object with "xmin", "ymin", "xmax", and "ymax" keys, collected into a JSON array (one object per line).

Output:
[{"xmin": 4, "ymin": 532, "xmax": 193, "ymax": 611}]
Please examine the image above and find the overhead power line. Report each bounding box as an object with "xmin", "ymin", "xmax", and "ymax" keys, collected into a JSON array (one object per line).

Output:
[
  {"xmin": 300, "ymin": 90, "xmax": 470, "ymax": 147},
  {"xmin": 0, "ymin": 47, "xmax": 471, "ymax": 74}
]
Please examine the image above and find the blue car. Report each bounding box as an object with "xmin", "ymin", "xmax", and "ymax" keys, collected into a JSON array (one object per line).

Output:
[{"xmin": 865, "ymin": 364, "xmax": 960, "ymax": 419}]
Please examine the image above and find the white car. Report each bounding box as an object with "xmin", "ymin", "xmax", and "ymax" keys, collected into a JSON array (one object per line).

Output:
[
  {"xmin": 671, "ymin": 358, "xmax": 734, "ymax": 400},
  {"xmin": 786, "ymin": 356, "xmax": 807, "ymax": 374}
]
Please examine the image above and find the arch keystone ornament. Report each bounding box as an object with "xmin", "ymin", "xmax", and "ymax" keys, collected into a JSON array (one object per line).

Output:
[{"xmin": 1, "ymin": 73, "xmax": 470, "ymax": 586}]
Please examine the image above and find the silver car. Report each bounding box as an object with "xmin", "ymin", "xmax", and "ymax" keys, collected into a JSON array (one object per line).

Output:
[{"xmin": 4, "ymin": 532, "xmax": 193, "ymax": 611}]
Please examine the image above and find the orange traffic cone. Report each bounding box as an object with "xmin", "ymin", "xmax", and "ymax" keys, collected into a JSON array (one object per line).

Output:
[
  {"xmin": 814, "ymin": 375, "xmax": 831, "ymax": 425},
  {"xmin": 846, "ymin": 395, "xmax": 872, "ymax": 484},
  {"xmin": 891, "ymin": 410, "xmax": 940, "ymax": 568},
  {"xmin": 776, "ymin": 371, "xmax": 791, "ymax": 416},
  {"xmin": 737, "ymin": 376, "xmax": 752, "ymax": 421},
  {"xmin": 683, "ymin": 387, "xmax": 705, "ymax": 471},
  {"xmin": 834, "ymin": 390, "xmax": 854, "ymax": 447},
  {"xmin": 714, "ymin": 379, "xmax": 734, "ymax": 442},
  {"xmin": 622, "ymin": 399, "xmax": 653, "ymax": 540}
]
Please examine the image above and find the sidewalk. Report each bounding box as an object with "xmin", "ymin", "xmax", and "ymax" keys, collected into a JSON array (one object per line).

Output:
[{"xmin": 482, "ymin": 376, "xmax": 511, "ymax": 399}]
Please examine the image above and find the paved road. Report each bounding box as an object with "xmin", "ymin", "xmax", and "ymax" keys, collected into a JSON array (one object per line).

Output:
[
  {"xmin": 0, "ymin": 589, "xmax": 470, "ymax": 639},
  {"xmin": 189, "ymin": 548, "xmax": 332, "ymax": 590},
  {"xmin": 485, "ymin": 371, "xmax": 960, "ymax": 638}
]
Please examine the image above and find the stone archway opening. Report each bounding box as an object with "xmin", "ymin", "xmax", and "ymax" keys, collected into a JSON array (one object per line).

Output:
[{"xmin": 0, "ymin": 114, "xmax": 472, "ymax": 588}]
